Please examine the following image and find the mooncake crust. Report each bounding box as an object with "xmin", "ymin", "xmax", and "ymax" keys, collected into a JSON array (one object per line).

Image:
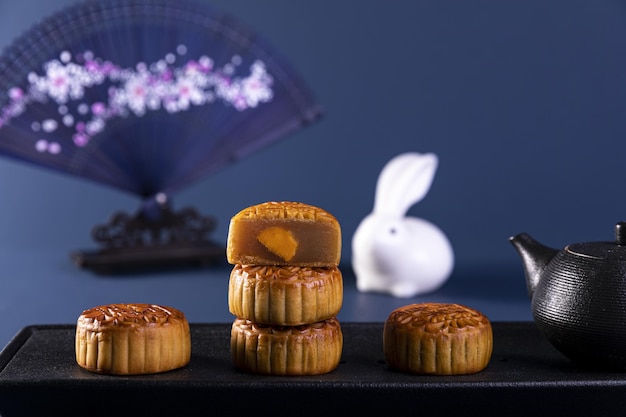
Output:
[
  {"xmin": 228, "ymin": 264, "xmax": 343, "ymax": 326},
  {"xmin": 383, "ymin": 303, "xmax": 493, "ymax": 375},
  {"xmin": 232, "ymin": 201, "xmax": 338, "ymax": 223},
  {"xmin": 230, "ymin": 317, "xmax": 343, "ymax": 376},
  {"xmin": 75, "ymin": 303, "xmax": 191, "ymax": 375},
  {"xmin": 226, "ymin": 201, "xmax": 341, "ymax": 267}
]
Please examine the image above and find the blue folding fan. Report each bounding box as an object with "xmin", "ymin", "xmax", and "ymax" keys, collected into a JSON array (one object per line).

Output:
[{"xmin": 0, "ymin": 0, "xmax": 322, "ymax": 272}]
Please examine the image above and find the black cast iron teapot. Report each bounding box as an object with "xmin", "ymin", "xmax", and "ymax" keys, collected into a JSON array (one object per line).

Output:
[{"xmin": 510, "ymin": 222, "xmax": 626, "ymax": 370}]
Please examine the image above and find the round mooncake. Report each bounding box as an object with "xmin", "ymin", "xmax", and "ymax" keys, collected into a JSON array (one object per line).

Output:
[
  {"xmin": 228, "ymin": 264, "xmax": 343, "ymax": 326},
  {"xmin": 75, "ymin": 303, "xmax": 191, "ymax": 375},
  {"xmin": 226, "ymin": 201, "xmax": 341, "ymax": 267},
  {"xmin": 383, "ymin": 302, "xmax": 492, "ymax": 375},
  {"xmin": 230, "ymin": 317, "xmax": 343, "ymax": 376}
]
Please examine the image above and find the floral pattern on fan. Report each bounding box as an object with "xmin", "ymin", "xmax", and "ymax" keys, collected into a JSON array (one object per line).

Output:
[{"xmin": 0, "ymin": 45, "xmax": 274, "ymax": 154}]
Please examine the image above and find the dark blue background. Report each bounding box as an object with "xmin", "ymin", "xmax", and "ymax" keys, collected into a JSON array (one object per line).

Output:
[{"xmin": 0, "ymin": 0, "xmax": 624, "ymax": 347}]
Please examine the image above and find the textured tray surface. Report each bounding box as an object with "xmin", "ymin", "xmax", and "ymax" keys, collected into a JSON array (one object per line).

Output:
[{"xmin": 1, "ymin": 322, "xmax": 625, "ymax": 416}]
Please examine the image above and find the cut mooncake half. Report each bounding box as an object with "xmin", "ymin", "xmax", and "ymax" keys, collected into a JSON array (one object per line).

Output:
[
  {"xmin": 230, "ymin": 317, "xmax": 343, "ymax": 376},
  {"xmin": 226, "ymin": 201, "xmax": 341, "ymax": 267},
  {"xmin": 75, "ymin": 303, "xmax": 191, "ymax": 375},
  {"xmin": 228, "ymin": 264, "xmax": 343, "ymax": 326},
  {"xmin": 383, "ymin": 302, "xmax": 492, "ymax": 375}
]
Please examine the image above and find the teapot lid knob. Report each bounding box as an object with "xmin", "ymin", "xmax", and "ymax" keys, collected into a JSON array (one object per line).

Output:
[{"xmin": 616, "ymin": 222, "xmax": 626, "ymax": 245}]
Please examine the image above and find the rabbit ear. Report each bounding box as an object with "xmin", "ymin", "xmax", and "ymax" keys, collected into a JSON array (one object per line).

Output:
[{"xmin": 373, "ymin": 152, "xmax": 438, "ymax": 217}]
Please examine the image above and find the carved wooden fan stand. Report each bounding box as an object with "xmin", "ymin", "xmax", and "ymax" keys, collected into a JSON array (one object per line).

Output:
[{"xmin": 71, "ymin": 201, "xmax": 226, "ymax": 274}]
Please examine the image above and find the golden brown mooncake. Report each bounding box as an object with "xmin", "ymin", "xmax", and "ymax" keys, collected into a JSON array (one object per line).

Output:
[
  {"xmin": 230, "ymin": 317, "xmax": 343, "ymax": 376},
  {"xmin": 75, "ymin": 303, "xmax": 191, "ymax": 375},
  {"xmin": 383, "ymin": 303, "xmax": 493, "ymax": 375},
  {"xmin": 226, "ymin": 201, "xmax": 341, "ymax": 267},
  {"xmin": 228, "ymin": 264, "xmax": 343, "ymax": 326}
]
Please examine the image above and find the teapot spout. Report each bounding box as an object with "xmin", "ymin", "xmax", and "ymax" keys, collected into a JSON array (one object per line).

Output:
[{"xmin": 509, "ymin": 233, "xmax": 559, "ymax": 298}]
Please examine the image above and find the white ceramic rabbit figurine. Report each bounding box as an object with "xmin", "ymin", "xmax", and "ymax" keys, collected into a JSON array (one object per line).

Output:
[{"xmin": 351, "ymin": 152, "xmax": 454, "ymax": 298}]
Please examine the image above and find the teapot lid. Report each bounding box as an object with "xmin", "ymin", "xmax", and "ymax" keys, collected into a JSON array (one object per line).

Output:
[{"xmin": 566, "ymin": 222, "xmax": 626, "ymax": 259}]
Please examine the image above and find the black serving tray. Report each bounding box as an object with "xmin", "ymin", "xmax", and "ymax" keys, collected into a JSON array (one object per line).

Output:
[{"xmin": 1, "ymin": 322, "xmax": 625, "ymax": 417}]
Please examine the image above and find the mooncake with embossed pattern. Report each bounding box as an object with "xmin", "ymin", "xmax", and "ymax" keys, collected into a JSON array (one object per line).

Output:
[
  {"xmin": 230, "ymin": 317, "xmax": 343, "ymax": 375},
  {"xmin": 228, "ymin": 264, "xmax": 343, "ymax": 326},
  {"xmin": 383, "ymin": 303, "xmax": 492, "ymax": 375},
  {"xmin": 226, "ymin": 201, "xmax": 341, "ymax": 267},
  {"xmin": 75, "ymin": 303, "xmax": 191, "ymax": 375}
]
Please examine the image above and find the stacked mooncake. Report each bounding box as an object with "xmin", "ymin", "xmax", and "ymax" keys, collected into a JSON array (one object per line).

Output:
[{"xmin": 227, "ymin": 201, "xmax": 343, "ymax": 375}]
